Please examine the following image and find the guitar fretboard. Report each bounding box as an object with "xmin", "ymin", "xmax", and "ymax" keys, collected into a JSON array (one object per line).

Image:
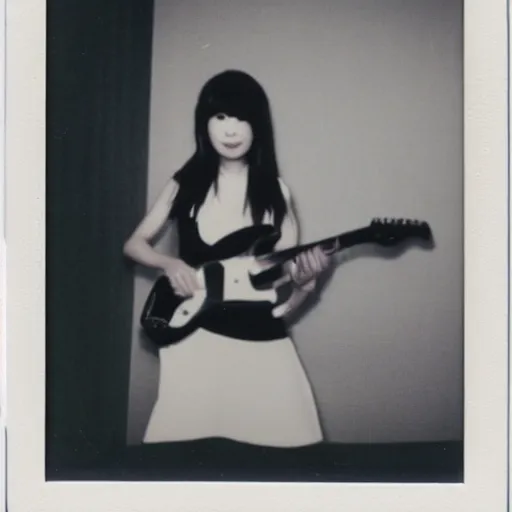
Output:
[{"xmin": 251, "ymin": 227, "xmax": 371, "ymax": 288}]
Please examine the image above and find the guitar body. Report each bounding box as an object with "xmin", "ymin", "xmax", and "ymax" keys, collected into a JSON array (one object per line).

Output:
[{"xmin": 140, "ymin": 225, "xmax": 283, "ymax": 347}]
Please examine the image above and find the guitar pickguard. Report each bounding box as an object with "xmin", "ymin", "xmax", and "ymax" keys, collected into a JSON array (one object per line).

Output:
[
  {"xmin": 167, "ymin": 257, "xmax": 277, "ymax": 329},
  {"xmin": 168, "ymin": 290, "xmax": 208, "ymax": 328},
  {"xmin": 216, "ymin": 257, "xmax": 278, "ymax": 303}
]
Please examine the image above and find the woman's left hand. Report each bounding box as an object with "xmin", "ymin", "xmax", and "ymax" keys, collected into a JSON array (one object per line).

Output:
[
  {"xmin": 271, "ymin": 247, "xmax": 331, "ymax": 318},
  {"xmin": 289, "ymin": 246, "xmax": 331, "ymax": 289}
]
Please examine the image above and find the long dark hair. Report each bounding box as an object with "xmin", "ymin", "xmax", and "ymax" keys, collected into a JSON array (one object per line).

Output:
[{"xmin": 169, "ymin": 69, "xmax": 287, "ymax": 229}]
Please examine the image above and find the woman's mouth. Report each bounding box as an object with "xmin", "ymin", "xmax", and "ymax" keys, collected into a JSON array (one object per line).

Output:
[{"xmin": 223, "ymin": 142, "xmax": 242, "ymax": 149}]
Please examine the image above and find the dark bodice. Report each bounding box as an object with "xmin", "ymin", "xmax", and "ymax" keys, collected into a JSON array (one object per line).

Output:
[
  {"xmin": 174, "ymin": 215, "xmax": 288, "ymax": 341},
  {"xmin": 177, "ymin": 215, "xmax": 241, "ymax": 267}
]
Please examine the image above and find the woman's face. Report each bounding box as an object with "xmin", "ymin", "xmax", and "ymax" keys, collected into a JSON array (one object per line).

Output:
[{"xmin": 207, "ymin": 113, "xmax": 253, "ymax": 160}]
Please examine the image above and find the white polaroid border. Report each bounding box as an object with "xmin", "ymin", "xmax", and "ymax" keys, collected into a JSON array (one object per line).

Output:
[
  {"xmin": 0, "ymin": 0, "xmax": 5, "ymax": 508},
  {"xmin": 5, "ymin": 0, "xmax": 510, "ymax": 511}
]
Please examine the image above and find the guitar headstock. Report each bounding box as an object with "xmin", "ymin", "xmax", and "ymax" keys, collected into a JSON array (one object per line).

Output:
[{"xmin": 369, "ymin": 217, "xmax": 432, "ymax": 247}]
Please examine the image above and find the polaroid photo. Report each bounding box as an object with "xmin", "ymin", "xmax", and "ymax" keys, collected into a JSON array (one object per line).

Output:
[{"xmin": 5, "ymin": 0, "xmax": 510, "ymax": 511}]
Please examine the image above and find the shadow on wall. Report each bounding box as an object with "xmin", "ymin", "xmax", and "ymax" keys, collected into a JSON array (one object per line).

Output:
[
  {"xmin": 127, "ymin": 270, "xmax": 160, "ymax": 445},
  {"xmin": 126, "ymin": 225, "xmax": 178, "ymax": 445}
]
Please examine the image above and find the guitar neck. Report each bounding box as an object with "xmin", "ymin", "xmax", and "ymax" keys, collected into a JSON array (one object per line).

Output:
[
  {"xmin": 264, "ymin": 226, "xmax": 372, "ymax": 265},
  {"xmin": 251, "ymin": 226, "xmax": 372, "ymax": 289}
]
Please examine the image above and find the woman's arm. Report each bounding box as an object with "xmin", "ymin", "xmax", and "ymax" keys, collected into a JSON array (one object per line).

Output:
[
  {"xmin": 123, "ymin": 177, "xmax": 178, "ymax": 270},
  {"xmin": 123, "ymin": 178, "xmax": 199, "ymax": 297},
  {"xmin": 271, "ymin": 180, "xmax": 330, "ymax": 318}
]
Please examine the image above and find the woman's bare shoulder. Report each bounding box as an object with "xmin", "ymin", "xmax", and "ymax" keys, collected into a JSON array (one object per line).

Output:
[
  {"xmin": 156, "ymin": 173, "xmax": 180, "ymax": 206},
  {"xmin": 126, "ymin": 174, "xmax": 180, "ymax": 242}
]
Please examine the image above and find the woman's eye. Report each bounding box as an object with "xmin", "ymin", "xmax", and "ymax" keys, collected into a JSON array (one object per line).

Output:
[{"xmin": 215, "ymin": 113, "xmax": 227, "ymax": 120}]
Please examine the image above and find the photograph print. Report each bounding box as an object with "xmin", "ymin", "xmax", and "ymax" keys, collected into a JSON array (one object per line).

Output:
[{"xmin": 46, "ymin": 0, "xmax": 464, "ymax": 482}]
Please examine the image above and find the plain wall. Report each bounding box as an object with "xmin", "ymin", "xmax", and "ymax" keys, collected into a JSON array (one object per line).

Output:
[{"xmin": 127, "ymin": 0, "xmax": 463, "ymax": 445}]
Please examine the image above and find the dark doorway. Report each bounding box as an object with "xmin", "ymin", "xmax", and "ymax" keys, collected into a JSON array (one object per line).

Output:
[{"xmin": 46, "ymin": 0, "xmax": 155, "ymax": 475}]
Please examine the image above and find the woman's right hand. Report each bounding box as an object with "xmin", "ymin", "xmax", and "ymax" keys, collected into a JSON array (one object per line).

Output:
[{"xmin": 162, "ymin": 257, "xmax": 200, "ymax": 297}]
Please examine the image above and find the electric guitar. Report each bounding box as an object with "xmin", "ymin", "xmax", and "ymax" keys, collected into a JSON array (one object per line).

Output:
[{"xmin": 140, "ymin": 218, "xmax": 432, "ymax": 347}]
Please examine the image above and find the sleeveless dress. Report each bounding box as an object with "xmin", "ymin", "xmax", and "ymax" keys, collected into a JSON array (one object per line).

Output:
[{"xmin": 143, "ymin": 170, "xmax": 323, "ymax": 447}]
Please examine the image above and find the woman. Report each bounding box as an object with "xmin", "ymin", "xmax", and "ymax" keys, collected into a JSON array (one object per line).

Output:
[{"xmin": 124, "ymin": 69, "xmax": 331, "ymax": 447}]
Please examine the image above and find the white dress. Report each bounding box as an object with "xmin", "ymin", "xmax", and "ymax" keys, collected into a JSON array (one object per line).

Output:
[{"xmin": 143, "ymin": 169, "xmax": 323, "ymax": 447}]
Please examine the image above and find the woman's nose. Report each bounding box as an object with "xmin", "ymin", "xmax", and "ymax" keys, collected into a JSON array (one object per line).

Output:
[{"xmin": 224, "ymin": 119, "xmax": 238, "ymax": 136}]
